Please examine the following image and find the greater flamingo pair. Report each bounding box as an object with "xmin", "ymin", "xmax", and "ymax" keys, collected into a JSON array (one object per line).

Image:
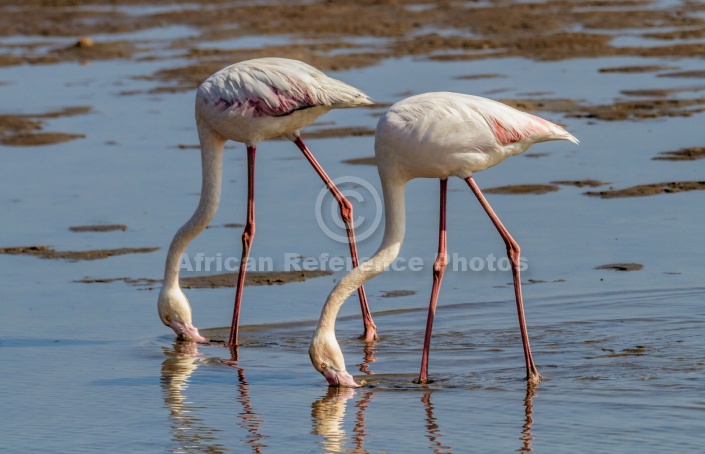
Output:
[{"xmin": 156, "ymin": 58, "xmax": 578, "ymax": 386}]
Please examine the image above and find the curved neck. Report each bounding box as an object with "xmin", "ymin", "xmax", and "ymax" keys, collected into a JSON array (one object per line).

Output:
[
  {"xmin": 316, "ymin": 176, "xmax": 407, "ymax": 334},
  {"xmin": 163, "ymin": 123, "xmax": 226, "ymax": 288}
]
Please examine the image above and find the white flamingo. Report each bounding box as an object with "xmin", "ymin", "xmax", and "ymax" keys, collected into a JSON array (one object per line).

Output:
[
  {"xmin": 157, "ymin": 58, "xmax": 378, "ymax": 346},
  {"xmin": 309, "ymin": 92, "xmax": 579, "ymax": 387}
]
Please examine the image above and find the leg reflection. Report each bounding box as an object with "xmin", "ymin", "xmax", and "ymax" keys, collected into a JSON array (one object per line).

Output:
[
  {"xmin": 353, "ymin": 389, "xmax": 375, "ymax": 451},
  {"xmin": 518, "ymin": 383, "xmax": 537, "ymax": 453},
  {"xmin": 356, "ymin": 340, "xmax": 377, "ymax": 375},
  {"xmin": 421, "ymin": 390, "xmax": 453, "ymax": 454},
  {"xmin": 231, "ymin": 360, "xmax": 268, "ymax": 453}
]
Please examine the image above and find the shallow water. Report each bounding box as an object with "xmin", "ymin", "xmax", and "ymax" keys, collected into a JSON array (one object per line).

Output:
[{"xmin": 3, "ymin": 12, "xmax": 705, "ymax": 454}]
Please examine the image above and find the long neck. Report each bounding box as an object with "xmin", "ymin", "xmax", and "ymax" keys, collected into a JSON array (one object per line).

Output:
[
  {"xmin": 316, "ymin": 175, "xmax": 407, "ymax": 334},
  {"xmin": 163, "ymin": 123, "xmax": 226, "ymax": 288}
]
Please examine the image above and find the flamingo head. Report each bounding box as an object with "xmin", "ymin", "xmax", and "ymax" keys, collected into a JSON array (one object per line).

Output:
[
  {"xmin": 157, "ymin": 286, "xmax": 208, "ymax": 343},
  {"xmin": 309, "ymin": 331, "xmax": 360, "ymax": 388}
]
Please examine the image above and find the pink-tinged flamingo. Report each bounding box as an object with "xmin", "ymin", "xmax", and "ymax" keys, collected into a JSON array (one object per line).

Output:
[
  {"xmin": 309, "ymin": 92, "xmax": 578, "ymax": 387},
  {"xmin": 157, "ymin": 58, "xmax": 378, "ymax": 346}
]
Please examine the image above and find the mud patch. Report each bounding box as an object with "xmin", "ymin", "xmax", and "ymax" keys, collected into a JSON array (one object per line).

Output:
[
  {"xmin": 594, "ymin": 345, "xmax": 647, "ymax": 358},
  {"xmin": 652, "ymin": 147, "xmax": 705, "ymax": 161},
  {"xmin": 585, "ymin": 181, "xmax": 705, "ymax": 198},
  {"xmin": 485, "ymin": 184, "xmax": 560, "ymax": 195},
  {"xmin": 342, "ymin": 156, "xmax": 377, "ymax": 166},
  {"xmin": 77, "ymin": 270, "xmax": 333, "ymax": 288},
  {"xmin": 304, "ymin": 126, "xmax": 375, "ymax": 140},
  {"xmin": 381, "ymin": 290, "xmax": 416, "ymax": 298},
  {"xmin": 76, "ymin": 276, "xmax": 159, "ymax": 286},
  {"xmin": 598, "ymin": 65, "xmax": 678, "ymax": 74},
  {"xmin": 523, "ymin": 152, "xmax": 550, "ymax": 159},
  {"xmin": 570, "ymin": 98, "xmax": 705, "ymax": 121},
  {"xmin": 526, "ymin": 279, "xmax": 566, "ymax": 284},
  {"xmin": 659, "ymin": 70, "xmax": 705, "ymax": 79},
  {"xmin": 50, "ymin": 40, "xmax": 137, "ymax": 63},
  {"xmin": 620, "ymin": 86, "xmax": 705, "ymax": 97},
  {"xmin": 552, "ymin": 180, "xmax": 611, "ymax": 188},
  {"xmin": 501, "ymin": 97, "xmax": 705, "ymax": 121},
  {"xmin": 69, "ymin": 224, "xmax": 127, "ymax": 232},
  {"xmin": 206, "ymin": 223, "xmax": 245, "ymax": 229},
  {"xmin": 0, "ymin": 106, "xmax": 91, "ymax": 146},
  {"xmin": 0, "ymin": 245, "xmax": 158, "ymax": 261},
  {"xmin": 596, "ymin": 263, "xmax": 644, "ymax": 272},
  {"xmin": 179, "ymin": 270, "xmax": 334, "ymax": 288}
]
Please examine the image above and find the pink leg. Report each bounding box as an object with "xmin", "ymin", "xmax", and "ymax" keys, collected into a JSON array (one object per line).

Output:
[
  {"xmin": 228, "ymin": 145, "xmax": 257, "ymax": 347},
  {"xmin": 294, "ymin": 136, "xmax": 377, "ymax": 342},
  {"xmin": 418, "ymin": 179, "xmax": 449, "ymax": 384},
  {"xmin": 464, "ymin": 176, "xmax": 540, "ymax": 384}
]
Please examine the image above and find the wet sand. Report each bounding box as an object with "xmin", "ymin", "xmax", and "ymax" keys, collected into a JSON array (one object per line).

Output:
[{"xmin": 3, "ymin": 0, "xmax": 705, "ymax": 122}]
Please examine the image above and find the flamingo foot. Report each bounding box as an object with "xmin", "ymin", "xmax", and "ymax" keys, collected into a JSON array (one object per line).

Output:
[
  {"xmin": 358, "ymin": 323, "xmax": 378, "ymax": 342},
  {"xmin": 527, "ymin": 368, "xmax": 542, "ymax": 386}
]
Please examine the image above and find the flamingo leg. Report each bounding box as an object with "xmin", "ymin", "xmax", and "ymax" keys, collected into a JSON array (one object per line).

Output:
[
  {"xmin": 418, "ymin": 178, "xmax": 449, "ymax": 384},
  {"xmin": 228, "ymin": 145, "xmax": 257, "ymax": 347},
  {"xmin": 293, "ymin": 135, "xmax": 377, "ymax": 342},
  {"xmin": 464, "ymin": 176, "xmax": 540, "ymax": 384}
]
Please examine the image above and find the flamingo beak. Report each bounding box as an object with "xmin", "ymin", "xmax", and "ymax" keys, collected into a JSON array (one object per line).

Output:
[
  {"xmin": 169, "ymin": 320, "xmax": 209, "ymax": 343},
  {"xmin": 322, "ymin": 368, "xmax": 361, "ymax": 388}
]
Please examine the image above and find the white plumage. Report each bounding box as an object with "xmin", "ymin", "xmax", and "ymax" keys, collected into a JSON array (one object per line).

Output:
[
  {"xmin": 310, "ymin": 92, "xmax": 578, "ymax": 387},
  {"xmin": 158, "ymin": 58, "xmax": 378, "ymax": 347}
]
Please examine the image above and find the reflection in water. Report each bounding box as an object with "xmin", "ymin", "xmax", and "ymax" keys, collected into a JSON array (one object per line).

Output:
[
  {"xmin": 353, "ymin": 390, "xmax": 375, "ymax": 450},
  {"xmin": 311, "ymin": 387, "xmax": 356, "ymax": 453},
  {"xmin": 518, "ymin": 384, "xmax": 537, "ymax": 453},
  {"xmin": 421, "ymin": 391, "xmax": 452, "ymax": 454},
  {"xmin": 161, "ymin": 341, "xmax": 225, "ymax": 453},
  {"xmin": 231, "ymin": 360, "xmax": 268, "ymax": 453},
  {"xmin": 161, "ymin": 341, "xmax": 267, "ymax": 453},
  {"xmin": 356, "ymin": 340, "xmax": 377, "ymax": 375}
]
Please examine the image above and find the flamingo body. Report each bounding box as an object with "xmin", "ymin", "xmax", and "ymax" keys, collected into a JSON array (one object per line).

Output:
[
  {"xmin": 197, "ymin": 58, "xmax": 371, "ymax": 144},
  {"xmin": 158, "ymin": 58, "xmax": 376, "ymax": 345},
  {"xmin": 375, "ymin": 92, "xmax": 577, "ymax": 181},
  {"xmin": 310, "ymin": 92, "xmax": 578, "ymax": 387}
]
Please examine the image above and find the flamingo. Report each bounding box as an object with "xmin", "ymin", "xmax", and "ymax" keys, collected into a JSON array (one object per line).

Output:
[
  {"xmin": 309, "ymin": 92, "xmax": 578, "ymax": 387},
  {"xmin": 157, "ymin": 58, "xmax": 378, "ymax": 346}
]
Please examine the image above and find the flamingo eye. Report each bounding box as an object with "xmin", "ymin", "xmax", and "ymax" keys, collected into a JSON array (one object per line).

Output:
[{"xmin": 320, "ymin": 363, "xmax": 327, "ymax": 369}]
